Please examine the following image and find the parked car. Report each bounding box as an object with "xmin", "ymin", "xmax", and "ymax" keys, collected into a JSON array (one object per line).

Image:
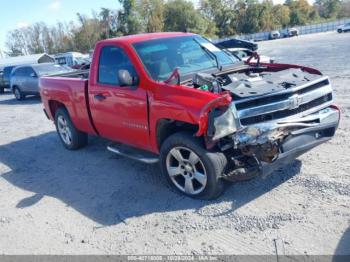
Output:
[
  {"xmin": 214, "ymin": 38, "xmax": 258, "ymax": 51},
  {"xmin": 0, "ymin": 66, "xmax": 16, "ymax": 93},
  {"xmin": 337, "ymin": 22, "xmax": 350, "ymax": 33},
  {"xmin": 226, "ymin": 48, "xmax": 274, "ymax": 63},
  {"xmin": 10, "ymin": 63, "xmax": 74, "ymax": 100},
  {"xmin": 287, "ymin": 27, "xmax": 299, "ymax": 37},
  {"xmin": 0, "ymin": 70, "xmax": 4, "ymax": 93},
  {"xmin": 269, "ymin": 30, "xmax": 281, "ymax": 40},
  {"xmin": 40, "ymin": 32, "xmax": 339, "ymax": 200}
]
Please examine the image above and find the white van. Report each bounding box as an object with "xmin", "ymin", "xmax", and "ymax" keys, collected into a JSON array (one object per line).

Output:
[{"xmin": 54, "ymin": 52, "xmax": 90, "ymax": 68}]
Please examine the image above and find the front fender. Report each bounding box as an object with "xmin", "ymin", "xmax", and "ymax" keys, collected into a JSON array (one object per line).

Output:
[{"xmin": 148, "ymin": 83, "xmax": 232, "ymax": 152}]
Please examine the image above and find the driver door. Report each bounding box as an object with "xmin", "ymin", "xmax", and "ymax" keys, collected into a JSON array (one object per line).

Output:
[{"xmin": 89, "ymin": 45, "xmax": 150, "ymax": 150}]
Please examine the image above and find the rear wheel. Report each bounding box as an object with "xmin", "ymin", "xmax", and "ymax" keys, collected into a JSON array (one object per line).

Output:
[
  {"xmin": 337, "ymin": 29, "xmax": 343, "ymax": 33},
  {"xmin": 54, "ymin": 108, "xmax": 88, "ymax": 150},
  {"xmin": 0, "ymin": 87, "xmax": 4, "ymax": 94},
  {"xmin": 13, "ymin": 87, "xmax": 25, "ymax": 100},
  {"xmin": 160, "ymin": 132, "xmax": 227, "ymax": 200}
]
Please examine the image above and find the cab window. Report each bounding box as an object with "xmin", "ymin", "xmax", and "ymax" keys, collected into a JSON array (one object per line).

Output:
[
  {"xmin": 24, "ymin": 67, "xmax": 36, "ymax": 77},
  {"xmin": 98, "ymin": 46, "xmax": 137, "ymax": 86},
  {"xmin": 13, "ymin": 68, "xmax": 25, "ymax": 77}
]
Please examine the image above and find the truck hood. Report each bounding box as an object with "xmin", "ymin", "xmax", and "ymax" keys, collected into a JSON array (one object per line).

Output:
[{"xmin": 221, "ymin": 68, "xmax": 324, "ymax": 99}]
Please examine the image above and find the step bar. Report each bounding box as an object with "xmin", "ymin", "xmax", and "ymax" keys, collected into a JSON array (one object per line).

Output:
[{"xmin": 107, "ymin": 143, "xmax": 159, "ymax": 164}]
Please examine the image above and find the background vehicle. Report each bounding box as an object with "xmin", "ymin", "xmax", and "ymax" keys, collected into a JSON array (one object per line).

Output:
[
  {"xmin": 0, "ymin": 66, "xmax": 15, "ymax": 93},
  {"xmin": 287, "ymin": 27, "xmax": 299, "ymax": 37},
  {"xmin": 11, "ymin": 63, "xmax": 74, "ymax": 100},
  {"xmin": 269, "ymin": 30, "xmax": 281, "ymax": 40},
  {"xmin": 54, "ymin": 52, "xmax": 90, "ymax": 68},
  {"xmin": 226, "ymin": 48, "xmax": 274, "ymax": 63},
  {"xmin": 215, "ymin": 38, "xmax": 258, "ymax": 51},
  {"xmin": 40, "ymin": 32, "xmax": 339, "ymax": 200},
  {"xmin": 337, "ymin": 22, "xmax": 350, "ymax": 33},
  {"xmin": 0, "ymin": 69, "xmax": 4, "ymax": 93}
]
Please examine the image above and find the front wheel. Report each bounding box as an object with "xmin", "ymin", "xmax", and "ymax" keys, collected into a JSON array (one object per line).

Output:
[
  {"xmin": 0, "ymin": 87, "xmax": 4, "ymax": 94},
  {"xmin": 160, "ymin": 132, "xmax": 227, "ymax": 200},
  {"xmin": 54, "ymin": 108, "xmax": 88, "ymax": 150},
  {"xmin": 337, "ymin": 29, "xmax": 343, "ymax": 33}
]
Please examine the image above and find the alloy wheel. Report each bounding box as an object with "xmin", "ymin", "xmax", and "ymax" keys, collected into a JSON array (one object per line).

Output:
[
  {"xmin": 57, "ymin": 115, "xmax": 73, "ymax": 146},
  {"xmin": 166, "ymin": 146, "xmax": 207, "ymax": 195}
]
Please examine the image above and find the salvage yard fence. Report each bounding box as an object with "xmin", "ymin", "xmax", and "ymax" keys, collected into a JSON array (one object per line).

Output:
[{"xmin": 219, "ymin": 18, "xmax": 350, "ymax": 42}]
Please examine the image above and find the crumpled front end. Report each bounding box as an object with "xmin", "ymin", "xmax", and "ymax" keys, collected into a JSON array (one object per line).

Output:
[
  {"xmin": 205, "ymin": 72, "xmax": 340, "ymax": 180},
  {"xmin": 232, "ymin": 106, "xmax": 339, "ymax": 177}
]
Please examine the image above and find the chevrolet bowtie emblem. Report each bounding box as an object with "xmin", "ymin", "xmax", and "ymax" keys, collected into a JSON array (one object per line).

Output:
[{"xmin": 289, "ymin": 95, "xmax": 302, "ymax": 109}]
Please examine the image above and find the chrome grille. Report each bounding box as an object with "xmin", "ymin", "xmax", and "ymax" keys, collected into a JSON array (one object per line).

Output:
[{"xmin": 233, "ymin": 77, "xmax": 333, "ymax": 126}]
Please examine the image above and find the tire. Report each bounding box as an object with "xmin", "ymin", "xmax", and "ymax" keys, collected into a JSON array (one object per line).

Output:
[
  {"xmin": 13, "ymin": 87, "xmax": 25, "ymax": 100},
  {"xmin": 0, "ymin": 87, "xmax": 4, "ymax": 94},
  {"xmin": 337, "ymin": 29, "xmax": 342, "ymax": 33},
  {"xmin": 54, "ymin": 107, "xmax": 88, "ymax": 150},
  {"xmin": 160, "ymin": 132, "xmax": 227, "ymax": 200}
]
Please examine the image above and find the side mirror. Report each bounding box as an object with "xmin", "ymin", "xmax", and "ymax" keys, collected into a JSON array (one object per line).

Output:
[
  {"xmin": 117, "ymin": 69, "xmax": 138, "ymax": 87},
  {"xmin": 30, "ymin": 73, "xmax": 37, "ymax": 78}
]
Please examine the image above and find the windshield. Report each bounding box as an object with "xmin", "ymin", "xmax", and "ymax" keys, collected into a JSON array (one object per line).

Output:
[
  {"xmin": 34, "ymin": 64, "xmax": 75, "ymax": 76},
  {"xmin": 133, "ymin": 36, "xmax": 238, "ymax": 81}
]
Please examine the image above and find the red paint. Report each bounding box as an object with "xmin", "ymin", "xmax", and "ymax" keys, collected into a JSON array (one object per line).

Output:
[
  {"xmin": 40, "ymin": 33, "xmax": 221, "ymax": 154},
  {"xmin": 39, "ymin": 32, "xmax": 324, "ymax": 155},
  {"xmin": 247, "ymin": 61, "xmax": 322, "ymax": 75},
  {"xmin": 164, "ymin": 68, "xmax": 180, "ymax": 85},
  {"xmin": 246, "ymin": 51, "xmax": 260, "ymax": 65},
  {"xmin": 196, "ymin": 92, "xmax": 232, "ymax": 137},
  {"xmin": 331, "ymin": 104, "xmax": 341, "ymax": 122},
  {"xmin": 40, "ymin": 77, "xmax": 98, "ymax": 135}
]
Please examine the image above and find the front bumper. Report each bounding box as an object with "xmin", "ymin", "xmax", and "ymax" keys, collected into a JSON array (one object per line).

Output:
[{"xmin": 233, "ymin": 106, "xmax": 340, "ymax": 177}]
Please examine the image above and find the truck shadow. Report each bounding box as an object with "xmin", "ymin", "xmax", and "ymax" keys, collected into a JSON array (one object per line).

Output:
[
  {"xmin": 0, "ymin": 132, "xmax": 301, "ymax": 226},
  {"xmin": 0, "ymin": 95, "xmax": 41, "ymax": 105},
  {"xmin": 333, "ymin": 227, "xmax": 350, "ymax": 260}
]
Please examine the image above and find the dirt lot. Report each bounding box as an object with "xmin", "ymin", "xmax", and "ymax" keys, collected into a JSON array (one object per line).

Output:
[{"xmin": 0, "ymin": 31, "xmax": 349, "ymax": 255}]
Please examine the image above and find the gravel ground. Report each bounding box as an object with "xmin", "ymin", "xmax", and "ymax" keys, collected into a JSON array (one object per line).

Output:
[{"xmin": 0, "ymin": 31, "xmax": 349, "ymax": 255}]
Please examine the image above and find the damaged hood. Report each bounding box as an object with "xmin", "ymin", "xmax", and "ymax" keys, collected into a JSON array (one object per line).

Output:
[{"xmin": 222, "ymin": 68, "xmax": 323, "ymax": 99}]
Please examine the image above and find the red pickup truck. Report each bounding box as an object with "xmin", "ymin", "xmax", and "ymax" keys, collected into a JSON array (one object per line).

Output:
[{"xmin": 40, "ymin": 32, "xmax": 340, "ymax": 199}]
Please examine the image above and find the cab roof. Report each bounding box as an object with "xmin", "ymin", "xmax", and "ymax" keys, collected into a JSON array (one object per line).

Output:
[{"xmin": 99, "ymin": 32, "xmax": 196, "ymax": 45}]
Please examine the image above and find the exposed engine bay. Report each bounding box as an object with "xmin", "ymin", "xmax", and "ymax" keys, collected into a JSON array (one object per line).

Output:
[
  {"xmin": 191, "ymin": 68, "xmax": 321, "ymax": 98},
  {"xmin": 189, "ymin": 67, "xmax": 338, "ymax": 181}
]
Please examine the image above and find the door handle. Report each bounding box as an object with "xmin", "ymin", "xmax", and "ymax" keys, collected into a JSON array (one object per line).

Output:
[{"xmin": 94, "ymin": 93, "xmax": 107, "ymax": 101}]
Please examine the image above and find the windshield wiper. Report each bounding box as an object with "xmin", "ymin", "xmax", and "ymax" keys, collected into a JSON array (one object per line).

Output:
[{"xmin": 193, "ymin": 38, "xmax": 222, "ymax": 71}]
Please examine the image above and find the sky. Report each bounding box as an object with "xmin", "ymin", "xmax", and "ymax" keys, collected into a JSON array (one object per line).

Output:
[
  {"xmin": 0, "ymin": 0, "xmax": 120, "ymax": 53},
  {"xmin": 0, "ymin": 0, "xmax": 304, "ymax": 54}
]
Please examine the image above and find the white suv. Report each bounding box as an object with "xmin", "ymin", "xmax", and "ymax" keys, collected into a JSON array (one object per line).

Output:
[{"xmin": 337, "ymin": 22, "xmax": 350, "ymax": 33}]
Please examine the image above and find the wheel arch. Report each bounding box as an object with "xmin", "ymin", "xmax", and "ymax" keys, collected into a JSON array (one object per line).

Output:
[
  {"xmin": 156, "ymin": 119, "xmax": 200, "ymax": 151},
  {"xmin": 12, "ymin": 84, "xmax": 19, "ymax": 92},
  {"xmin": 48, "ymin": 100, "xmax": 67, "ymax": 119}
]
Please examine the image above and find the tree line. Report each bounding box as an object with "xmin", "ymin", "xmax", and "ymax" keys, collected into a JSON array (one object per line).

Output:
[{"xmin": 5, "ymin": 0, "xmax": 350, "ymax": 56}]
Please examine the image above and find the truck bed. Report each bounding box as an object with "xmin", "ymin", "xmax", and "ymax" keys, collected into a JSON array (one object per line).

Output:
[{"xmin": 39, "ymin": 71, "xmax": 97, "ymax": 136}]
